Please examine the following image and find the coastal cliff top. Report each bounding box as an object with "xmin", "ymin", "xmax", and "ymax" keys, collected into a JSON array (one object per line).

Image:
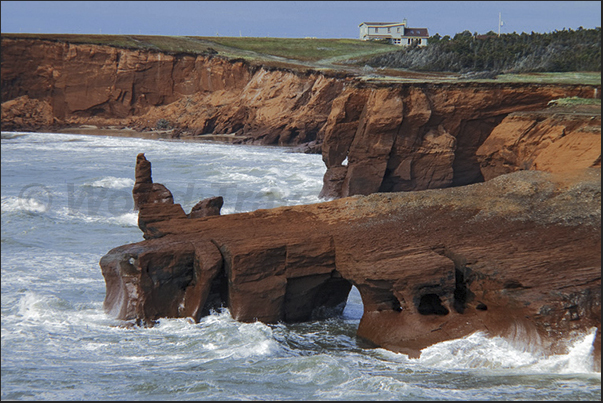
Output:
[{"xmin": 2, "ymin": 33, "xmax": 601, "ymax": 85}]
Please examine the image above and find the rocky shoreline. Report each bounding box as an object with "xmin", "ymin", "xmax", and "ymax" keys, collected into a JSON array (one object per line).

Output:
[{"xmin": 2, "ymin": 37, "xmax": 601, "ymax": 196}]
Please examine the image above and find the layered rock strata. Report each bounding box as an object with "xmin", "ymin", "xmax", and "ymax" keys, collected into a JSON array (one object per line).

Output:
[
  {"xmin": 100, "ymin": 156, "xmax": 601, "ymax": 370},
  {"xmin": 477, "ymin": 109, "xmax": 601, "ymax": 180},
  {"xmin": 2, "ymin": 37, "xmax": 600, "ymax": 197},
  {"xmin": 318, "ymin": 87, "xmax": 600, "ymax": 198}
]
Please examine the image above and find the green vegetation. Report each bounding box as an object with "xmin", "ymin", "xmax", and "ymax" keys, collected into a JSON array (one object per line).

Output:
[
  {"xmin": 367, "ymin": 28, "xmax": 601, "ymax": 74},
  {"xmin": 1, "ymin": 33, "xmax": 395, "ymax": 64},
  {"xmin": 1, "ymin": 33, "xmax": 223, "ymax": 55},
  {"xmin": 156, "ymin": 118, "xmax": 172, "ymax": 130},
  {"xmin": 194, "ymin": 37, "xmax": 395, "ymax": 62},
  {"xmin": 547, "ymin": 96, "xmax": 601, "ymax": 107},
  {"xmin": 492, "ymin": 72, "xmax": 601, "ymax": 85},
  {"xmin": 2, "ymin": 31, "xmax": 601, "ymax": 85}
]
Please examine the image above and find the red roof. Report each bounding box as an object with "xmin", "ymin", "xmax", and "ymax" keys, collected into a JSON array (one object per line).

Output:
[{"xmin": 404, "ymin": 28, "xmax": 429, "ymax": 37}]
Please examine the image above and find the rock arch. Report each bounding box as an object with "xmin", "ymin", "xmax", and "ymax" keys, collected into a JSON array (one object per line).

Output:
[{"xmin": 100, "ymin": 155, "xmax": 601, "ymax": 370}]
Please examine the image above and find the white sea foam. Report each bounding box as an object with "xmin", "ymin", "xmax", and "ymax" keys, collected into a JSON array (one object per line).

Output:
[
  {"xmin": 195, "ymin": 309, "xmax": 281, "ymax": 360},
  {"xmin": 16, "ymin": 292, "xmax": 48, "ymax": 321},
  {"xmin": 529, "ymin": 328, "xmax": 599, "ymax": 374},
  {"xmin": 111, "ymin": 211, "xmax": 139, "ymax": 226},
  {"xmin": 99, "ymin": 310, "xmax": 283, "ymax": 366},
  {"xmin": 220, "ymin": 206, "xmax": 237, "ymax": 215},
  {"xmin": 1, "ymin": 196, "xmax": 49, "ymax": 214},
  {"xmin": 15, "ymin": 292, "xmax": 75, "ymax": 322},
  {"xmin": 287, "ymin": 355, "xmax": 351, "ymax": 386},
  {"xmin": 53, "ymin": 206, "xmax": 138, "ymax": 227},
  {"xmin": 86, "ymin": 176, "xmax": 135, "ymax": 189},
  {"xmin": 222, "ymin": 172, "xmax": 267, "ymax": 183},
  {"xmin": 417, "ymin": 331, "xmax": 540, "ymax": 370},
  {"xmin": 376, "ymin": 329, "xmax": 600, "ymax": 375}
]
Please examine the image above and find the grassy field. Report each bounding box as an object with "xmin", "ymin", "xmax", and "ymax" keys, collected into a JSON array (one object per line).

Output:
[
  {"xmin": 2, "ymin": 33, "xmax": 230, "ymax": 54},
  {"xmin": 192, "ymin": 36, "xmax": 395, "ymax": 62},
  {"xmin": 2, "ymin": 33, "xmax": 601, "ymax": 85},
  {"xmin": 491, "ymin": 72, "xmax": 602, "ymax": 86},
  {"xmin": 1, "ymin": 33, "xmax": 395, "ymax": 64},
  {"xmin": 547, "ymin": 96, "xmax": 601, "ymax": 106}
]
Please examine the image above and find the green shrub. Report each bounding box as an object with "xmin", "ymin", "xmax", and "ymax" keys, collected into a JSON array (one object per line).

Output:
[
  {"xmin": 367, "ymin": 28, "xmax": 601, "ymax": 73},
  {"xmin": 547, "ymin": 97, "xmax": 601, "ymax": 106},
  {"xmin": 156, "ymin": 118, "xmax": 172, "ymax": 130}
]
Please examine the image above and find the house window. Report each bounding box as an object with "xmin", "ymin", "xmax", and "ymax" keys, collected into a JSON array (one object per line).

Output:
[
  {"xmin": 387, "ymin": 27, "xmax": 391, "ymax": 33},
  {"xmin": 374, "ymin": 27, "xmax": 378, "ymax": 33},
  {"xmin": 408, "ymin": 39, "xmax": 411, "ymax": 44},
  {"xmin": 397, "ymin": 27, "xmax": 401, "ymax": 32}
]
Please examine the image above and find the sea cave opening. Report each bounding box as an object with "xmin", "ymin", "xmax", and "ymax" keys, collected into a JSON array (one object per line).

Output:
[{"xmin": 342, "ymin": 285, "xmax": 364, "ymax": 321}]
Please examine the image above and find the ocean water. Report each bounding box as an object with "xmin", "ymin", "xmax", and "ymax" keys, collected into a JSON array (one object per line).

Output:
[{"xmin": 1, "ymin": 131, "xmax": 600, "ymax": 401}]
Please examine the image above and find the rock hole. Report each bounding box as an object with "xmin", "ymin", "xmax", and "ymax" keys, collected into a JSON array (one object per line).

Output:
[
  {"xmin": 453, "ymin": 268, "xmax": 473, "ymax": 313},
  {"xmin": 417, "ymin": 293, "xmax": 449, "ymax": 315},
  {"xmin": 391, "ymin": 296, "xmax": 402, "ymax": 312},
  {"xmin": 284, "ymin": 272, "xmax": 352, "ymax": 322},
  {"xmin": 342, "ymin": 285, "xmax": 364, "ymax": 320},
  {"xmin": 90, "ymin": 107, "xmax": 105, "ymax": 116},
  {"xmin": 309, "ymin": 276, "xmax": 353, "ymax": 321},
  {"xmin": 200, "ymin": 267, "xmax": 229, "ymax": 317},
  {"xmin": 476, "ymin": 302, "xmax": 488, "ymax": 311},
  {"xmin": 504, "ymin": 279, "xmax": 524, "ymax": 289},
  {"xmin": 451, "ymin": 115, "xmax": 505, "ymax": 187}
]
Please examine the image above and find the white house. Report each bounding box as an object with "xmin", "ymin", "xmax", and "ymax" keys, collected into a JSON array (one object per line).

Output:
[{"xmin": 359, "ymin": 20, "xmax": 429, "ymax": 46}]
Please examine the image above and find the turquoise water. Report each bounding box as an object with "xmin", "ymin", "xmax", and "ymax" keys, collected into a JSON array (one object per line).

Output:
[{"xmin": 1, "ymin": 131, "xmax": 600, "ymax": 400}]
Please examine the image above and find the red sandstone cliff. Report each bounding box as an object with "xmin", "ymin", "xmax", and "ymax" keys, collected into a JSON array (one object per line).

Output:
[
  {"xmin": 100, "ymin": 155, "xmax": 601, "ymax": 370},
  {"xmin": 2, "ymin": 37, "xmax": 600, "ymax": 197},
  {"xmin": 1, "ymin": 38, "xmax": 341, "ymax": 146},
  {"xmin": 477, "ymin": 108, "xmax": 601, "ymax": 179}
]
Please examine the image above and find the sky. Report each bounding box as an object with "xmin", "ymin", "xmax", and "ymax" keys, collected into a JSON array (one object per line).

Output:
[{"xmin": 1, "ymin": 1, "xmax": 601, "ymax": 39}]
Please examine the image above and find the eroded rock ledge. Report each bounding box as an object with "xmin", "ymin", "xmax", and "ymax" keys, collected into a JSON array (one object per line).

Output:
[{"xmin": 100, "ymin": 155, "xmax": 601, "ymax": 370}]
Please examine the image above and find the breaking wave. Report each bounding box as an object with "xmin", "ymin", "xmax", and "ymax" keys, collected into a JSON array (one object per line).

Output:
[
  {"xmin": 376, "ymin": 328, "xmax": 600, "ymax": 375},
  {"xmin": 85, "ymin": 176, "xmax": 135, "ymax": 189},
  {"xmin": 1, "ymin": 195, "xmax": 50, "ymax": 214}
]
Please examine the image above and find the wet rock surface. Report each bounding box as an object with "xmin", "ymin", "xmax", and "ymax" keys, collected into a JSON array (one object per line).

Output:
[{"xmin": 100, "ymin": 155, "xmax": 601, "ymax": 370}]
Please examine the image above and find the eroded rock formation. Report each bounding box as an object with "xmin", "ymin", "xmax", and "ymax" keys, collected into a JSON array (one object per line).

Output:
[
  {"xmin": 100, "ymin": 155, "xmax": 601, "ymax": 370},
  {"xmin": 2, "ymin": 37, "xmax": 600, "ymax": 197},
  {"xmin": 477, "ymin": 109, "xmax": 601, "ymax": 180},
  {"xmin": 318, "ymin": 86, "xmax": 601, "ymax": 198},
  {"xmin": 188, "ymin": 196, "xmax": 223, "ymax": 219}
]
